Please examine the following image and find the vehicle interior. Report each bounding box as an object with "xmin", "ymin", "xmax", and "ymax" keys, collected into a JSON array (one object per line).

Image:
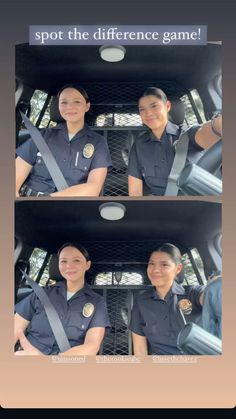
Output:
[
  {"xmin": 15, "ymin": 198, "xmax": 222, "ymax": 355},
  {"xmin": 15, "ymin": 42, "xmax": 222, "ymax": 196}
]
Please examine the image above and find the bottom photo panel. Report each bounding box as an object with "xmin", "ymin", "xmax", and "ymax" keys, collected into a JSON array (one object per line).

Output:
[{"xmin": 15, "ymin": 198, "xmax": 222, "ymax": 357}]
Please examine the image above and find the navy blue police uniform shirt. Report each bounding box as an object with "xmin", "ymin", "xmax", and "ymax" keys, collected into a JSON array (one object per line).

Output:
[
  {"xmin": 130, "ymin": 282, "xmax": 205, "ymax": 355},
  {"xmin": 15, "ymin": 281, "xmax": 111, "ymax": 355},
  {"xmin": 128, "ymin": 121, "xmax": 204, "ymax": 195},
  {"xmin": 16, "ymin": 123, "xmax": 112, "ymax": 194}
]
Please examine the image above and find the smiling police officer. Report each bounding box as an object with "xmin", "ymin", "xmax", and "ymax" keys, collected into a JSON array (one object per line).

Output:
[
  {"xmin": 130, "ymin": 243, "xmax": 205, "ymax": 355},
  {"xmin": 128, "ymin": 87, "xmax": 222, "ymax": 196},
  {"xmin": 16, "ymin": 84, "xmax": 112, "ymax": 197},
  {"xmin": 14, "ymin": 243, "xmax": 110, "ymax": 355}
]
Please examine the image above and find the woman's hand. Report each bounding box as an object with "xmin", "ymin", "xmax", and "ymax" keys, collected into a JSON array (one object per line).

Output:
[
  {"xmin": 15, "ymin": 156, "xmax": 33, "ymax": 198},
  {"xmin": 15, "ymin": 329, "xmax": 44, "ymax": 356}
]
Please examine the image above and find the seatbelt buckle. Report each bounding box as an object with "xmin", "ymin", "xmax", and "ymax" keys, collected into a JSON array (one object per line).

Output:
[{"xmin": 19, "ymin": 185, "xmax": 33, "ymax": 197}]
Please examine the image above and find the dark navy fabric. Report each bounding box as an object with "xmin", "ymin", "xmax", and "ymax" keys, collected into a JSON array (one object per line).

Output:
[
  {"xmin": 16, "ymin": 123, "xmax": 112, "ymax": 194},
  {"xmin": 202, "ymin": 277, "xmax": 222, "ymax": 338},
  {"xmin": 130, "ymin": 282, "xmax": 205, "ymax": 355},
  {"xmin": 128, "ymin": 121, "xmax": 203, "ymax": 195},
  {"xmin": 15, "ymin": 281, "xmax": 110, "ymax": 355}
]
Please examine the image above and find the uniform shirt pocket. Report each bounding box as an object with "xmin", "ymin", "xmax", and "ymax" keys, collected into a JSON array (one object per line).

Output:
[
  {"xmin": 141, "ymin": 165, "xmax": 155, "ymax": 180},
  {"xmin": 142, "ymin": 323, "xmax": 157, "ymax": 336},
  {"xmin": 27, "ymin": 305, "xmax": 52, "ymax": 340},
  {"xmin": 66, "ymin": 311, "xmax": 91, "ymax": 345},
  {"xmin": 142, "ymin": 324, "xmax": 159, "ymax": 349},
  {"xmin": 141, "ymin": 165, "xmax": 166, "ymax": 191},
  {"xmin": 72, "ymin": 154, "xmax": 93, "ymax": 182},
  {"xmin": 143, "ymin": 321, "xmax": 169, "ymax": 340},
  {"xmin": 32, "ymin": 155, "xmax": 51, "ymax": 180}
]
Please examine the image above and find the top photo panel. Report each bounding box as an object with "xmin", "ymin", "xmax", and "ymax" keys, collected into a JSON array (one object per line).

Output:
[{"xmin": 15, "ymin": 43, "xmax": 222, "ymax": 197}]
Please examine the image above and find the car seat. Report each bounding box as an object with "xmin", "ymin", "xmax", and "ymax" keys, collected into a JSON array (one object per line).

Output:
[{"xmin": 49, "ymin": 96, "xmax": 64, "ymax": 123}]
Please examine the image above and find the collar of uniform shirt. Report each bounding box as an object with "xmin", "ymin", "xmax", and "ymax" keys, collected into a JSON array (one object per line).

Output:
[
  {"xmin": 55, "ymin": 122, "xmax": 93, "ymax": 140},
  {"xmin": 151, "ymin": 281, "xmax": 185, "ymax": 300},
  {"xmin": 54, "ymin": 281, "xmax": 95, "ymax": 298},
  {"xmin": 146, "ymin": 121, "xmax": 179, "ymax": 143}
]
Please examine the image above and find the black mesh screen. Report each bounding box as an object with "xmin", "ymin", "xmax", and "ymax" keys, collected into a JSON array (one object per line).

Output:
[
  {"xmin": 91, "ymin": 287, "xmax": 149, "ymax": 355},
  {"xmin": 81, "ymin": 240, "xmax": 166, "ymax": 285},
  {"xmin": 91, "ymin": 288, "xmax": 133, "ymax": 355},
  {"xmin": 82, "ymin": 240, "xmax": 164, "ymax": 264},
  {"xmin": 103, "ymin": 289, "xmax": 131, "ymax": 355},
  {"xmin": 93, "ymin": 127, "xmax": 146, "ymax": 196},
  {"xmin": 104, "ymin": 130, "xmax": 129, "ymax": 196},
  {"xmin": 82, "ymin": 81, "xmax": 185, "ymax": 107}
]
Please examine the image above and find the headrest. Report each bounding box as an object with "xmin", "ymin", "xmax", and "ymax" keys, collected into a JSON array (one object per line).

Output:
[
  {"xmin": 175, "ymin": 270, "xmax": 185, "ymax": 284},
  {"xmin": 50, "ymin": 96, "xmax": 64, "ymax": 123},
  {"xmin": 168, "ymin": 98, "xmax": 185, "ymax": 126},
  {"xmin": 48, "ymin": 254, "xmax": 64, "ymax": 282}
]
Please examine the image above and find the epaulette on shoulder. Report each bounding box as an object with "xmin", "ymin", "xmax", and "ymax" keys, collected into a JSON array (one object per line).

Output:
[{"xmin": 46, "ymin": 280, "xmax": 57, "ymax": 287}]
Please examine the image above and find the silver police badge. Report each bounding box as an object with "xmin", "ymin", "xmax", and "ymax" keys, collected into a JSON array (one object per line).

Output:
[
  {"xmin": 83, "ymin": 143, "xmax": 95, "ymax": 159},
  {"xmin": 178, "ymin": 299, "xmax": 192, "ymax": 315},
  {"xmin": 82, "ymin": 302, "xmax": 95, "ymax": 318}
]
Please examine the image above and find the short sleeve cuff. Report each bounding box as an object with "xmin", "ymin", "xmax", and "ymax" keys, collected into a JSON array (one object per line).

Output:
[{"xmin": 187, "ymin": 125, "xmax": 204, "ymax": 151}]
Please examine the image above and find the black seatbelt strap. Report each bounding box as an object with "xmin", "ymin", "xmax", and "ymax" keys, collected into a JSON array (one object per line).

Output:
[
  {"xmin": 19, "ymin": 268, "xmax": 71, "ymax": 353},
  {"xmin": 165, "ymin": 131, "xmax": 189, "ymax": 195},
  {"xmin": 20, "ymin": 111, "xmax": 69, "ymax": 191}
]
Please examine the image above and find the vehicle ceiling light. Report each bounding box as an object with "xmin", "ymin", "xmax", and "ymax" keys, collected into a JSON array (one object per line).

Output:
[
  {"xmin": 99, "ymin": 45, "xmax": 126, "ymax": 62},
  {"xmin": 99, "ymin": 202, "xmax": 126, "ymax": 220}
]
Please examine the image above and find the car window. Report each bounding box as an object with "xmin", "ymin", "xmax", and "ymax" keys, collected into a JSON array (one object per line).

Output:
[
  {"xmin": 29, "ymin": 90, "xmax": 48, "ymax": 126},
  {"xmin": 181, "ymin": 90, "xmax": 206, "ymax": 126},
  {"xmin": 29, "ymin": 248, "xmax": 51, "ymax": 286},
  {"xmin": 29, "ymin": 90, "xmax": 57, "ymax": 129},
  {"xmin": 182, "ymin": 249, "xmax": 207, "ymax": 286},
  {"xmin": 95, "ymin": 271, "xmax": 143, "ymax": 285},
  {"xmin": 95, "ymin": 112, "xmax": 142, "ymax": 127}
]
